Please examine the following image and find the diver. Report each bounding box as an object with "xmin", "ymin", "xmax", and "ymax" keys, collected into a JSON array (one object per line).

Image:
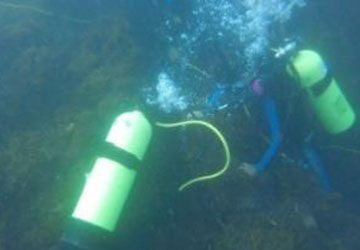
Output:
[
  {"xmin": 239, "ymin": 75, "xmax": 332, "ymax": 192},
  {"xmin": 238, "ymin": 43, "xmax": 356, "ymax": 192}
]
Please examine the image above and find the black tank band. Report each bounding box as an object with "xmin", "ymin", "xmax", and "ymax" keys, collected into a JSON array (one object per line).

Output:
[
  {"xmin": 310, "ymin": 69, "xmax": 332, "ymax": 97},
  {"xmin": 288, "ymin": 61, "xmax": 332, "ymax": 97},
  {"xmin": 97, "ymin": 141, "xmax": 141, "ymax": 169}
]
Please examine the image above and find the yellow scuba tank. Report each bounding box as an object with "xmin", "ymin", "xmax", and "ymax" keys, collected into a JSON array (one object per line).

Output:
[
  {"xmin": 286, "ymin": 50, "xmax": 356, "ymax": 134},
  {"xmin": 62, "ymin": 110, "xmax": 152, "ymax": 249}
]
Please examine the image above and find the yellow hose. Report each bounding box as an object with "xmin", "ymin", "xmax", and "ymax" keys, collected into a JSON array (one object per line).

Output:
[{"xmin": 156, "ymin": 120, "xmax": 231, "ymax": 192}]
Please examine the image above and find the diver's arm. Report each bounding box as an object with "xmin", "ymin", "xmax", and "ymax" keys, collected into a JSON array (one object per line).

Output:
[{"xmin": 255, "ymin": 96, "xmax": 282, "ymax": 173}]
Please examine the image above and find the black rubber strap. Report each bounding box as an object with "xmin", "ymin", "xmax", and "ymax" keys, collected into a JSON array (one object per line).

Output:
[
  {"xmin": 288, "ymin": 60, "xmax": 332, "ymax": 97},
  {"xmin": 60, "ymin": 217, "xmax": 113, "ymax": 250},
  {"xmin": 97, "ymin": 141, "xmax": 141, "ymax": 169},
  {"xmin": 310, "ymin": 69, "xmax": 332, "ymax": 97}
]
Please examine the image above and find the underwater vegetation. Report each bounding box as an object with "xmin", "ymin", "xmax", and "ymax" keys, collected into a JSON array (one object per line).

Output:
[
  {"xmin": 0, "ymin": 0, "xmax": 359, "ymax": 250},
  {"xmin": 0, "ymin": 1, "xmax": 146, "ymax": 249}
]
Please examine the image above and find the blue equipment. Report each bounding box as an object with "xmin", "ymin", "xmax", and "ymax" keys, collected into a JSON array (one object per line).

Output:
[
  {"xmin": 303, "ymin": 133, "xmax": 332, "ymax": 192},
  {"xmin": 256, "ymin": 96, "xmax": 282, "ymax": 173}
]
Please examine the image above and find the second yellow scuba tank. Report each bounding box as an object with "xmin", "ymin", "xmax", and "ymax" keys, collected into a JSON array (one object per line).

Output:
[{"xmin": 287, "ymin": 50, "xmax": 356, "ymax": 134}]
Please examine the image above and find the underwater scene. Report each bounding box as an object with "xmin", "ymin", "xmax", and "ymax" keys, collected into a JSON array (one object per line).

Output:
[{"xmin": 0, "ymin": 0, "xmax": 360, "ymax": 249}]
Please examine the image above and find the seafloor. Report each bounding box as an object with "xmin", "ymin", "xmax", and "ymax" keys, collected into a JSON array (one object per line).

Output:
[{"xmin": 0, "ymin": 1, "xmax": 359, "ymax": 250}]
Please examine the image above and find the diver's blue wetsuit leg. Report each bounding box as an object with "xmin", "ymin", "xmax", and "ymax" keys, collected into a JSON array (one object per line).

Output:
[
  {"xmin": 303, "ymin": 144, "xmax": 332, "ymax": 192},
  {"xmin": 256, "ymin": 96, "xmax": 282, "ymax": 173}
]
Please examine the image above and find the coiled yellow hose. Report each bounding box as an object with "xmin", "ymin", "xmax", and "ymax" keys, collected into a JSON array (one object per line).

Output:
[{"xmin": 156, "ymin": 120, "xmax": 231, "ymax": 191}]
